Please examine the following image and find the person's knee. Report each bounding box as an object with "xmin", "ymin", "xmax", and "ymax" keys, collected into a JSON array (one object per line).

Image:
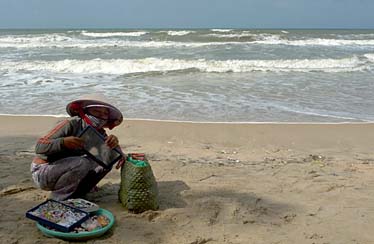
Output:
[
  {"xmin": 55, "ymin": 157, "xmax": 95, "ymax": 183},
  {"xmin": 35, "ymin": 157, "xmax": 96, "ymax": 191},
  {"xmin": 77, "ymin": 157, "xmax": 97, "ymax": 171}
]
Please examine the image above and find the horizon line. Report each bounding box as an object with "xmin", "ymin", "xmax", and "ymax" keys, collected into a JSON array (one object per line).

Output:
[{"xmin": 0, "ymin": 27, "xmax": 374, "ymax": 31}]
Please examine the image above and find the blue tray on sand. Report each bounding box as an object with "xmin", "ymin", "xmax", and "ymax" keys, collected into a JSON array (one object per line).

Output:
[
  {"xmin": 37, "ymin": 208, "xmax": 115, "ymax": 241},
  {"xmin": 26, "ymin": 199, "xmax": 90, "ymax": 232}
]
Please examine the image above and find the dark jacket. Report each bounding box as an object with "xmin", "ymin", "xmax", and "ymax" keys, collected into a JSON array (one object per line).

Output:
[{"xmin": 33, "ymin": 116, "xmax": 106, "ymax": 164}]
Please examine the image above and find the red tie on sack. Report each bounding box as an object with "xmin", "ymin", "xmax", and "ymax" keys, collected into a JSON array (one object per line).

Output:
[{"xmin": 129, "ymin": 153, "xmax": 146, "ymax": 161}]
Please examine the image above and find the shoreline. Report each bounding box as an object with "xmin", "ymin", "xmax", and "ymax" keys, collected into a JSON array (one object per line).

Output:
[{"xmin": 0, "ymin": 114, "xmax": 372, "ymax": 125}]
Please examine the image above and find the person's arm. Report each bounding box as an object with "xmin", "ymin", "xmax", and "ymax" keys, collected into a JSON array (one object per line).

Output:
[
  {"xmin": 114, "ymin": 145, "xmax": 126, "ymax": 169},
  {"xmin": 35, "ymin": 119, "xmax": 82, "ymax": 155}
]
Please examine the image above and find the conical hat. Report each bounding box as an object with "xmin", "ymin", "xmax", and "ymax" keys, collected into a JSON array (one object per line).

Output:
[{"xmin": 66, "ymin": 94, "xmax": 123, "ymax": 129}]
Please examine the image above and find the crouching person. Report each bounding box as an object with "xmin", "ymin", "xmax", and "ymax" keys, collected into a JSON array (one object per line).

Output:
[{"xmin": 30, "ymin": 95, "xmax": 125, "ymax": 200}]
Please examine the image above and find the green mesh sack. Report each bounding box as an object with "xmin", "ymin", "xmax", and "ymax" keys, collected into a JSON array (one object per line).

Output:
[{"xmin": 118, "ymin": 155, "xmax": 159, "ymax": 213}]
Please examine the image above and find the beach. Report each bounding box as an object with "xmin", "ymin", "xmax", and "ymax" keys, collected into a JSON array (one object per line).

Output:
[{"xmin": 1, "ymin": 115, "xmax": 374, "ymax": 243}]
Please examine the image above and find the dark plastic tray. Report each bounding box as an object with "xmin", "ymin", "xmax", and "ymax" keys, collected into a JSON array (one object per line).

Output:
[
  {"xmin": 26, "ymin": 199, "xmax": 90, "ymax": 232},
  {"xmin": 78, "ymin": 125, "xmax": 123, "ymax": 169}
]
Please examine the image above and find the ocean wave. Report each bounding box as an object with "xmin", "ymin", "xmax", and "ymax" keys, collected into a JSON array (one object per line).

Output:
[
  {"xmin": 254, "ymin": 38, "xmax": 374, "ymax": 46},
  {"xmin": 1, "ymin": 34, "xmax": 374, "ymax": 49},
  {"xmin": 0, "ymin": 56, "xmax": 369, "ymax": 75},
  {"xmin": 164, "ymin": 30, "xmax": 194, "ymax": 36},
  {"xmin": 80, "ymin": 31, "xmax": 147, "ymax": 37},
  {"xmin": 0, "ymin": 33, "xmax": 234, "ymax": 48},
  {"xmin": 210, "ymin": 29, "xmax": 233, "ymax": 32},
  {"xmin": 270, "ymin": 104, "xmax": 368, "ymax": 122},
  {"xmin": 0, "ymin": 38, "xmax": 238, "ymax": 49},
  {"xmin": 0, "ymin": 34, "xmax": 74, "ymax": 44},
  {"xmin": 206, "ymin": 33, "xmax": 257, "ymax": 38},
  {"xmin": 336, "ymin": 33, "xmax": 374, "ymax": 39}
]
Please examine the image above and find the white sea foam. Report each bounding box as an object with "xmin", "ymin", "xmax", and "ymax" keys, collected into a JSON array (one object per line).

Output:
[
  {"xmin": 364, "ymin": 53, "xmax": 374, "ymax": 62},
  {"xmin": 166, "ymin": 30, "xmax": 194, "ymax": 36},
  {"xmin": 0, "ymin": 56, "xmax": 368, "ymax": 75},
  {"xmin": 81, "ymin": 31, "xmax": 147, "ymax": 37},
  {"xmin": 254, "ymin": 38, "xmax": 374, "ymax": 46},
  {"xmin": 206, "ymin": 33, "xmax": 256, "ymax": 38},
  {"xmin": 0, "ymin": 34, "xmax": 73, "ymax": 44},
  {"xmin": 211, "ymin": 29, "xmax": 233, "ymax": 32},
  {"xmin": 205, "ymin": 32, "xmax": 280, "ymax": 39},
  {"xmin": 336, "ymin": 33, "xmax": 374, "ymax": 39}
]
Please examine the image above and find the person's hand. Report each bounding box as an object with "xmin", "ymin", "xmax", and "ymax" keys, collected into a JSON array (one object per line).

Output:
[
  {"xmin": 116, "ymin": 156, "xmax": 126, "ymax": 169},
  {"xmin": 63, "ymin": 136, "xmax": 84, "ymax": 149},
  {"xmin": 105, "ymin": 135, "xmax": 119, "ymax": 149}
]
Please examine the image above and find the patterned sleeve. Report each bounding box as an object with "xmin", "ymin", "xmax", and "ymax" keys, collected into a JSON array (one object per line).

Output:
[{"xmin": 35, "ymin": 119, "xmax": 73, "ymax": 155}]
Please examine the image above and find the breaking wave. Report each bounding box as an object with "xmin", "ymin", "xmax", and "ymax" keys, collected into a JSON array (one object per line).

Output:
[{"xmin": 1, "ymin": 55, "xmax": 371, "ymax": 75}]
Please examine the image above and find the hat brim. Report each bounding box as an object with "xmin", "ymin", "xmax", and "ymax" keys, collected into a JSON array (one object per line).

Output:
[{"xmin": 66, "ymin": 99, "xmax": 123, "ymax": 128}]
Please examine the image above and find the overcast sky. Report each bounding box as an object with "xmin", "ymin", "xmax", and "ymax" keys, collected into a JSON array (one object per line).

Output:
[{"xmin": 0, "ymin": 0, "xmax": 373, "ymax": 29}]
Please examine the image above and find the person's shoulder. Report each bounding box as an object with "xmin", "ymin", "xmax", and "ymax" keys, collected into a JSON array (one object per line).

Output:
[
  {"xmin": 68, "ymin": 116, "xmax": 82, "ymax": 124},
  {"xmin": 56, "ymin": 116, "xmax": 81, "ymax": 127}
]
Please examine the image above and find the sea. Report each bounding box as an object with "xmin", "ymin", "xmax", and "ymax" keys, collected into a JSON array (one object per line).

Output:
[{"xmin": 0, "ymin": 29, "xmax": 373, "ymax": 123}]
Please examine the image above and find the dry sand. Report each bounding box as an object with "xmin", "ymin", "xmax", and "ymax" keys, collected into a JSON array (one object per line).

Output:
[{"xmin": 1, "ymin": 115, "xmax": 374, "ymax": 244}]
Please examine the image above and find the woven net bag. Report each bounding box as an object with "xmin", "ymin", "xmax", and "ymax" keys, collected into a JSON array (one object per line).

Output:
[{"xmin": 118, "ymin": 155, "xmax": 159, "ymax": 213}]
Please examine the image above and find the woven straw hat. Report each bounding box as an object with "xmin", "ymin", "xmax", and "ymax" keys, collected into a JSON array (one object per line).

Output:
[{"xmin": 66, "ymin": 94, "xmax": 123, "ymax": 129}]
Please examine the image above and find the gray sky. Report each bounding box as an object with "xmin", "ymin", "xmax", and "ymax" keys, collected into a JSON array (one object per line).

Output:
[{"xmin": 0, "ymin": 0, "xmax": 373, "ymax": 29}]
